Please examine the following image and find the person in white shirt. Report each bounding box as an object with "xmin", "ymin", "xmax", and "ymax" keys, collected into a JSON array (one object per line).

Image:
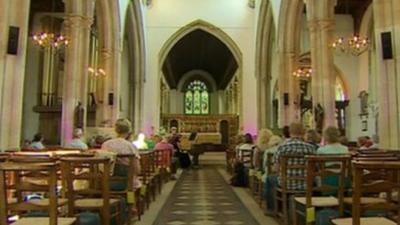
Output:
[{"xmin": 66, "ymin": 128, "xmax": 88, "ymax": 150}]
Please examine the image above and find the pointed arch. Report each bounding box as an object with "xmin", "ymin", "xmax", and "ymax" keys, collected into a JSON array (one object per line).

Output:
[
  {"xmin": 158, "ymin": 19, "xmax": 244, "ymax": 126},
  {"xmin": 159, "ymin": 19, "xmax": 242, "ymax": 78}
]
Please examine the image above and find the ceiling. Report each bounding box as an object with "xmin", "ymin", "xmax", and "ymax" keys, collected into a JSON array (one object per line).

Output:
[
  {"xmin": 29, "ymin": 0, "xmax": 64, "ymax": 30},
  {"xmin": 335, "ymin": 0, "xmax": 372, "ymax": 32},
  {"xmin": 162, "ymin": 29, "xmax": 238, "ymax": 90}
]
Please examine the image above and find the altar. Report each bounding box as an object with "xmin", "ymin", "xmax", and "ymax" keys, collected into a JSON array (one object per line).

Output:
[{"xmin": 161, "ymin": 114, "xmax": 239, "ymax": 147}]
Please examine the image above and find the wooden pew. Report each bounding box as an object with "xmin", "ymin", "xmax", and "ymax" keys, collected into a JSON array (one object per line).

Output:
[
  {"xmin": 61, "ymin": 157, "xmax": 121, "ymax": 225},
  {"xmin": 275, "ymin": 155, "xmax": 308, "ymax": 225},
  {"xmin": 332, "ymin": 160, "xmax": 400, "ymax": 225},
  {"xmin": 293, "ymin": 155, "xmax": 350, "ymax": 225},
  {"xmin": 0, "ymin": 162, "xmax": 76, "ymax": 225}
]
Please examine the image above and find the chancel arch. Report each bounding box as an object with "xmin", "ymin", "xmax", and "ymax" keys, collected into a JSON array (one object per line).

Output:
[{"xmin": 159, "ymin": 19, "xmax": 242, "ymax": 144}]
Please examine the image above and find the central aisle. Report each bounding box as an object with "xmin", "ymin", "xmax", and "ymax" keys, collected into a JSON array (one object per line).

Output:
[{"xmin": 153, "ymin": 166, "xmax": 261, "ymax": 225}]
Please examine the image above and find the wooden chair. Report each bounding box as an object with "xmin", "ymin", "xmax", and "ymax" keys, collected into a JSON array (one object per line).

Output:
[
  {"xmin": 154, "ymin": 149, "xmax": 172, "ymax": 183},
  {"xmin": 109, "ymin": 154, "xmax": 140, "ymax": 223},
  {"xmin": 225, "ymin": 149, "xmax": 236, "ymax": 174},
  {"xmin": 138, "ymin": 152, "xmax": 154, "ymax": 211},
  {"xmin": 293, "ymin": 155, "xmax": 350, "ymax": 225},
  {"xmin": 331, "ymin": 160, "xmax": 400, "ymax": 225},
  {"xmin": 275, "ymin": 155, "xmax": 308, "ymax": 225},
  {"xmin": 61, "ymin": 157, "xmax": 121, "ymax": 225},
  {"xmin": 0, "ymin": 162, "xmax": 76, "ymax": 225},
  {"xmin": 342, "ymin": 154, "xmax": 400, "ymax": 209}
]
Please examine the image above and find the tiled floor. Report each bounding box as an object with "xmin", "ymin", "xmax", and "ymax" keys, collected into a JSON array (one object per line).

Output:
[{"xmin": 152, "ymin": 165, "xmax": 261, "ymax": 225}]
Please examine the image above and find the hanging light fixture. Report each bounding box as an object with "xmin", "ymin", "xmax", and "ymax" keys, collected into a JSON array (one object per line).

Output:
[
  {"xmin": 31, "ymin": 0, "xmax": 68, "ymax": 49},
  {"xmin": 331, "ymin": 35, "xmax": 369, "ymax": 56},
  {"xmin": 292, "ymin": 67, "xmax": 313, "ymax": 79},
  {"xmin": 32, "ymin": 32, "xmax": 69, "ymax": 49},
  {"xmin": 88, "ymin": 67, "xmax": 106, "ymax": 77}
]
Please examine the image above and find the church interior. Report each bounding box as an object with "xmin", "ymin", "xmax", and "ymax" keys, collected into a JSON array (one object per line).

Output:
[{"xmin": 1, "ymin": 0, "xmax": 400, "ymax": 224}]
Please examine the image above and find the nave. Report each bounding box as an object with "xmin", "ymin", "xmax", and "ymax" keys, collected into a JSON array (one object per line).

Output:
[{"xmin": 140, "ymin": 153, "xmax": 278, "ymax": 225}]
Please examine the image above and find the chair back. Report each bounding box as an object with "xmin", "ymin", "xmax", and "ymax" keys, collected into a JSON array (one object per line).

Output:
[
  {"xmin": 60, "ymin": 157, "xmax": 111, "ymax": 217},
  {"xmin": 305, "ymin": 155, "xmax": 350, "ymax": 214},
  {"xmin": 265, "ymin": 152, "xmax": 275, "ymax": 175},
  {"xmin": 154, "ymin": 149, "xmax": 172, "ymax": 169},
  {"xmin": 238, "ymin": 149, "xmax": 254, "ymax": 168},
  {"xmin": 351, "ymin": 161, "xmax": 400, "ymax": 225},
  {"xmin": 109, "ymin": 154, "xmax": 137, "ymax": 193},
  {"xmin": 0, "ymin": 162, "xmax": 59, "ymax": 225},
  {"xmin": 278, "ymin": 155, "xmax": 308, "ymax": 191}
]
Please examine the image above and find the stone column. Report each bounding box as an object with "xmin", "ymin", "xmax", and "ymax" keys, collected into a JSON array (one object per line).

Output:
[
  {"xmin": 257, "ymin": 75, "xmax": 271, "ymax": 129},
  {"xmin": 373, "ymin": 0, "xmax": 400, "ymax": 149},
  {"xmin": 305, "ymin": 0, "xmax": 337, "ymax": 130},
  {"xmin": 0, "ymin": 0, "xmax": 31, "ymax": 150},
  {"xmin": 278, "ymin": 51, "xmax": 299, "ymax": 126},
  {"xmin": 61, "ymin": 0, "xmax": 94, "ymax": 146}
]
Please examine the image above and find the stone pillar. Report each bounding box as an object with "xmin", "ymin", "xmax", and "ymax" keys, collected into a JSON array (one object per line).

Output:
[
  {"xmin": 373, "ymin": 0, "xmax": 400, "ymax": 149},
  {"xmin": 278, "ymin": 51, "xmax": 299, "ymax": 126},
  {"xmin": 257, "ymin": 75, "xmax": 271, "ymax": 129},
  {"xmin": 305, "ymin": 0, "xmax": 337, "ymax": 130},
  {"xmin": 0, "ymin": 0, "xmax": 31, "ymax": 150},
  {"xmin": 61, "ymin": 0, "xmax": 94, "ymax": 146}
]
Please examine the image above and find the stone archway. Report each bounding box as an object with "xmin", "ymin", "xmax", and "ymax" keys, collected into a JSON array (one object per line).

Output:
[{"xmin": 158, "ymin": 19, "xmax": 243, "ymax": 122}]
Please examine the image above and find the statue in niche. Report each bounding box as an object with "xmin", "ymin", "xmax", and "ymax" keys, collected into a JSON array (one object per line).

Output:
[
  {"xmin": 314, "ymin": 103, "xmax": 324, "ymax": 133},
  {"xmin": 359, "ymin": 91, "xmax": 369, "ymax": 115},
  {"xmin": 74, "ymin": 101, "xmax": 84, "ymax": 129}
]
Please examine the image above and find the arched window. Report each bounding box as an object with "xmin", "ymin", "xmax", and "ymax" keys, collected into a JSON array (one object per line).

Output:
[
  {"xmin": 335, "ymin": 76, "xmax": 347, "ymax": 101},
  {"xmin": 185, "ymin": 80, "xmax": 209, "ymax": 115}
]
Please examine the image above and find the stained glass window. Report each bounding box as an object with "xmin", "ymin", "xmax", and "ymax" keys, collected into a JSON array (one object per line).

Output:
[
  {"xmin": 185, "ymin": 80, "xmax": 209, "ymax": 115},
  {"xmin": 335, "ymin": 77, "xmax": 346, "ymax": 101}
]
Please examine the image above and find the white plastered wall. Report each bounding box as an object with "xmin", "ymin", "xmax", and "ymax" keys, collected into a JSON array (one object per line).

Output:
[{"xmin": 142, "ymin": 0, "xmax": 258, "ymax": 135}]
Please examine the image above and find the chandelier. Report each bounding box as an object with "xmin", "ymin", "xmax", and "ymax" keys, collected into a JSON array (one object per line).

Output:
[
  {"xmin": 88, "ymin": 67, "xmax": 106, "ymax": 77},
  {"xmin": 292, "ymin": 67, "xmax": 312, "ymax": 78},
  {"xmin": 32, "ymin": 32, "xmax": 69, "ymax": 49},
  {"xmin": 331, "ymin": 35, "xmax": 369, "ymax": 56}
]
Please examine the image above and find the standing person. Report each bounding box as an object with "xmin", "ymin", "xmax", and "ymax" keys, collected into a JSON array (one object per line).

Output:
[
  {"xmin": 30, "ymin": 133, "xmax": 45, "ymax": 150},
  {"xmin": 66, "ymin": 128, "xmax": 88, "ymax": 150},
  {"xmin": 101, "ymin": 119, "xmax": 141, "ymax": 188},
  {"xmin": 265, "ymin": 123, "xmax": 316, "ymax": 212}
]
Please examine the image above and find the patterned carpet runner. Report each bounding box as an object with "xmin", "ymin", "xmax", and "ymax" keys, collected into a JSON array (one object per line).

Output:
[{"xmin": 153, "ymin": 166, "xmax": 260, "ymax": 225}]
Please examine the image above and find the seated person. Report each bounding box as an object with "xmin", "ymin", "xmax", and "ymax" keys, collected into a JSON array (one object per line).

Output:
[
  {"xmin": 133, "ymin": 133, "xmax": 149, "ymax": 150},
  {"xmin": 262, "ymin": 135, "xmax": 283, "ymax": 177},
  {"xmin": 265, "ymin": 123, "xmax": 316, "ymax": 212},
  {"xmin": 102, "ymin": 119, "xmax": 141, "ymax": 189},
  {"xmin": 254, "ymin": 129, "xmax": 273, "ymax": 170},
  {"xmin": 317, "ymin": 126, "xmax": 348, "ymax": 155},
  {"xmin": 304, "ymin": 129, "xmax": 321, "ymax": 150},
  {"xmin": 30, "ymin": 133, "xmax": 45, "ymax": 150},
  {"xmin": 235, "ymin": 133, "xmax": 256, "ymax": 168},
  {"xmin": 66, "ymin": 128, "xmax": 88, "ymax": 150}
]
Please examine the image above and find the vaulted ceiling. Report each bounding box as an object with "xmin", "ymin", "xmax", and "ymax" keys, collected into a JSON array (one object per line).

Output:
[
  {"xmin": 162, "ymin": 29, "xmax": 238, "ymax": 90},
  {"xmin": 335, "ymin": 0, "xmax": 372, "ymax": 32}
]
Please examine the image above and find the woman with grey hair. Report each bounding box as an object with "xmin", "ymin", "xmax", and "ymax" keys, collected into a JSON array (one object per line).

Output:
[
  {"xmin": 102, "ymin": 118, "xmax": 141, "ymax": 188},
  {"xmin": 66, "ymin": 128, "xmax": 88, "ymax": 150},
  {"xmin": 317, "ymin": 126, "xmax": 348, "ymax": 155}
]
